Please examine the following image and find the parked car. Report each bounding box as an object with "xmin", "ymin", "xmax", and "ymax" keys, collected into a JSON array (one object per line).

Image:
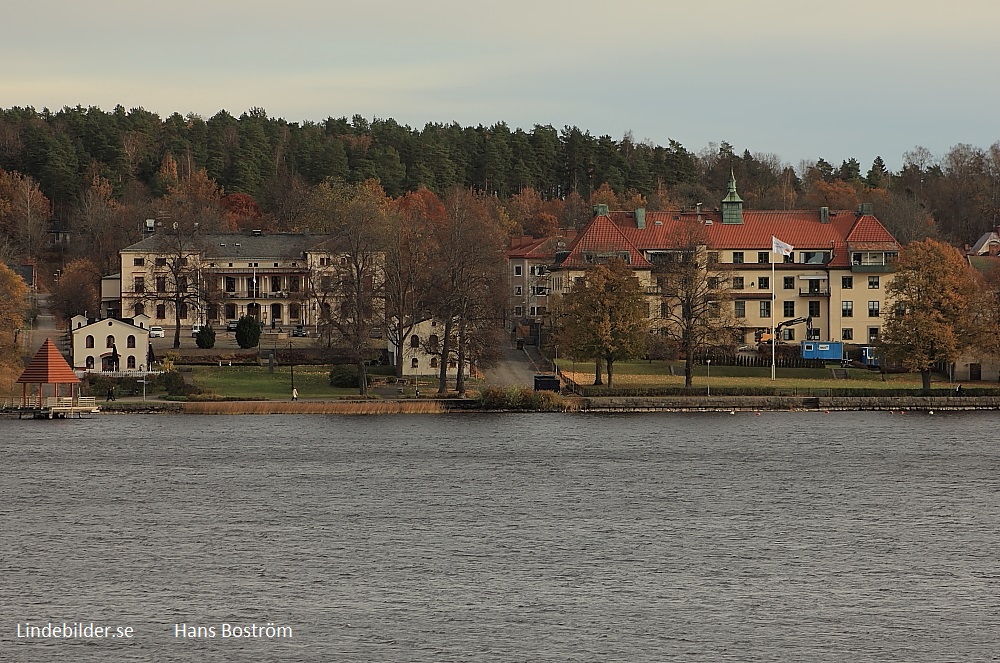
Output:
[
  {"xmin": 191, "ymin": 324, "xmax": 204, "ymax": 338},
  {"xmin": 226, "ymin": 320, "xmax": 239, "ymax": 332},
  {"xmin": 291, "ymin": 325, "xmax": 308, "ymax": 337},
  {"xmin": 149, "ymin": 326, "xmax": 165, "ymax": 338}
]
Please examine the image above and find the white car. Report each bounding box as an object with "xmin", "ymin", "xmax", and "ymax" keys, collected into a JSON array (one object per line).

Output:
[{"xmin": 149, "ymin": 326, "xmax": 165, "ymax": 338}]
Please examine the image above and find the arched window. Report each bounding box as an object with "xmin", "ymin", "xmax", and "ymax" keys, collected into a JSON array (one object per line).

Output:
[
  {"xmin": 86, "ymin": 356, "xmax": 94, "ymax": 369},
  {"xmin": 127, "ymin": 335, "xmax": 136, "ymax": 348},
  {"xmin": 411, "ymin": 357, "xmax": 419, "ymax": 368},
  {"xmin": 127, "ymin": 356, "xmax": 136, "ymax": 369},
  {"xmin": 430, "ymin": 357, "xmax": 439, "ymax": 368},
  {"xmin": 86, "ymin": 335, "xmax": 95, "ymax": 348},
  {"xmin": 134, "ymin": 303, "xmax": 145, "ymax": 316},
  {"xmin": 410, "ymin": 334, "xmax": 420, "ymax": 348},
  {"xmin": 107, "ymin": 335, "xmax": 115, "ymax": 348},
  {"xmin": 428, "ymin": 334, "xmax": 439, "ymax": 350}
]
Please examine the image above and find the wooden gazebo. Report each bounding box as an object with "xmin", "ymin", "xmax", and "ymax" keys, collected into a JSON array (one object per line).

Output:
[{"xmin": 16, "ymin": 338, "xmax": 83, "ymax": 411}]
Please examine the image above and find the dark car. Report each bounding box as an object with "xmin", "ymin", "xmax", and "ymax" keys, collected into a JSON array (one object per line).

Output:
[
  {"xmin": 226, "ymin": 320, "xmax": 239, "ymax": 332},
  {"xmin": 291, "ymin": 325, "xmax": 308, "ymax": 337}
]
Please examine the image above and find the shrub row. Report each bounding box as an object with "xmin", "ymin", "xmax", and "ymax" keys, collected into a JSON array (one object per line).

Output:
[
  {"xmin": 477, "ymin": 386, "xmax": 570, "ymax": 411},
  {"xmin": 575, "ymin": 385, "xmax": 1000, "ymax": 398}
]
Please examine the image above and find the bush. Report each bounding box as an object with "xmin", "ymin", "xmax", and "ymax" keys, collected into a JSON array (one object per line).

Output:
[
  {"xmin": 477, "ymin": 386, "xmax": 568, "ymax": 411},
  {"xmin": 156, "ymin": 370, "xmax": 199, "ymax": 397},
  {"xmin": 329, "ymin": 364, "xmax": 367, "ymax": 388},
  {"xmin": 235, "ymin": 316, "xmax": 261, "ymax": 349},
  {"xmin": 195, "ymin": 325, "xmax": 216, "ymax": 349}
]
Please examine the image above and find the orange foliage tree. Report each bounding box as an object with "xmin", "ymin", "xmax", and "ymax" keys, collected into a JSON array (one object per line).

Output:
[{"xmin": 0, "ymin": 260, "xmax": 29, "ymax": 393}]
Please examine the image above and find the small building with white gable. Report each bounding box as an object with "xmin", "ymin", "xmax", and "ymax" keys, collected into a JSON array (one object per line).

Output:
[
  {"xmin": 388, "ymin": 318, "xmax": 473, "ymax": 379},
  {"xmin": 70, "ymin": 315, "xmax": 152, "ymax": 372}
]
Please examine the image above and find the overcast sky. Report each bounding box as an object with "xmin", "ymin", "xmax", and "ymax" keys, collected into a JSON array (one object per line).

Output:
[{"xmin": 4, "ymin": 0, "xmax": 997, "ymax": 172}]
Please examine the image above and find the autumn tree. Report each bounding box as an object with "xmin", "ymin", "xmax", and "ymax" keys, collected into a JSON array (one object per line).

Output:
[
  {"xmin": 222, "ymin": 192, "xmax": 267, "ymax": 231},
  {"xmin": 505, "ymin": 187, "xmax": 558, "ymax": 238},
  {"xmin": 800, "ymin": 179, "xmax": 861, "ymax": 210},
  {"xmin": 653, "ymin": 224, "xmax": 739, "ymax": 387},
  {"xmin": 307, "ymin": 180, "xmax": 389, "ymax": 395},
  {"xmin": 589, "ymin": 183, "xmax": 619, "ymax": 211},
  {"xmin": 555, "ymin": 258, "xmax": 648, "ymax": 388},
  {"xmin": 71, "ymin": 175, "xmax": 138, "ymax": 274},
  {"xmin": 559, "ymin": 190, "xmax": 591, "ymax": 231},
  {"xmin": 879, "ymin": 239, "xmax": 982, "ymax": 390},
  {"xmin": 426, "ymin": 189, "xmax": 508, "ymax": 396},
  {"xmin": 0, "ymin": 169, "xmax": 50, "ymax": 262},
  {"xmin": 866, "ymin": 188, "xmax": 937, "ymax": 244},
  {"xmin": 0, "ymin": 260, "xmax": 29, "ymax": 393},
  {"xmin": 386, "ymin": 188, "xmax": 443, "ymax": 377},
  {"xmin": 139, "ymin": 168, "xmax": 227, "ymax": 348},
  {"xmin": 51, "ymin": 258, "xmax": 102, "ymax": 324}
]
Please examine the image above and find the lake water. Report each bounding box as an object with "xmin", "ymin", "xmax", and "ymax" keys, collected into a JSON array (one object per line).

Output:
[{"xmin": 2, "ymin": 411, "xmax": 999, "ymax": 662}]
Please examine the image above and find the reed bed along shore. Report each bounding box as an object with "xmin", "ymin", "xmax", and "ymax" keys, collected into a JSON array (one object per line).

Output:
[{"xmin": 182, "ymin": 400, "xmax": 446, "ymax": 415}]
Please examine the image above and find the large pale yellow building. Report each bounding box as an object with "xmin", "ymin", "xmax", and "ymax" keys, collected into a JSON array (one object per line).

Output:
[
  {"xmin": 508, "ymin": 176, "xmax": 901, "ymax": 349},
  {"xmin": 119, "ymin": 230, "xmax": 341, "ymax": 331}
]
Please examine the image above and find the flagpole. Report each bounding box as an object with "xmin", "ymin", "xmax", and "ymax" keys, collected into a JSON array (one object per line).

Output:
[{"xmin": 771, "ymin": 256, "xmax": 776, "ymax": 380}]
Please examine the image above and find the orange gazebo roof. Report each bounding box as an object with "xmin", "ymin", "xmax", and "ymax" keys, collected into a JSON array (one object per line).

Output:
[{"xmin": 17, "ymin": 338, "xmax": 81, "ymax": 384}]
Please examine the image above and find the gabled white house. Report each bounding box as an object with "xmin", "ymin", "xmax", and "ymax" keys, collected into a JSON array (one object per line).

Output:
[
  {"xmin": 71, "ymin": 316, "xmax": 151, "ymax": 372},
  {"xmin": 388, "ymin": 319, "xmax": 472, "ymax": 379}
]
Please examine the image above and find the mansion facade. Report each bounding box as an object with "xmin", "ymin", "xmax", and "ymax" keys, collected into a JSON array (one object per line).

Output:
[
  {"xmin": 507, "ymin": 174, "xmax": 901, "ymax": 348},
  {"xmin": 119, "ymin": 231, "xmax": 344, "ymax": 330}
]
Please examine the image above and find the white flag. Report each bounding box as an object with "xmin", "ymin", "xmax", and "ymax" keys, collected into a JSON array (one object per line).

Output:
[{"xmin": 771, "ymin": 235, "xmax": 794, "ymax": 257}]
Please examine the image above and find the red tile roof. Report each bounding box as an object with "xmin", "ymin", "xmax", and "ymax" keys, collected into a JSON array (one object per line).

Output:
[
  {"xmin": 564, "ymin": 209, "xmax": 901, "ymax": 269},
  {"xmin": 561, "ymin": 215, "xmax": 652, "ymax": 268},
  {"xmin": 17, "ymin": 338, "xmax": 81, "ymax": 384},
  {"xmin": 506, "ymin": 233, "xmax": 575, "ymax": 259}
]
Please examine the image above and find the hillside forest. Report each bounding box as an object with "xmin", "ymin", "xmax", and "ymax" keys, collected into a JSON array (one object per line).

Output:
[{"xmin": 2, "ymin": 104, "xmax": 999, "ymax": 285}]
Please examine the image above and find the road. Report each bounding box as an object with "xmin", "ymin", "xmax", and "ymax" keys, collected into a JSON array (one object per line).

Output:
[
  {"xmin": 482, "ymin": 344, "xmax": 541, "ymax": 387},
  {"xmin": 26, "ymin": 294, "xmax": 60, "ymax": 354}
]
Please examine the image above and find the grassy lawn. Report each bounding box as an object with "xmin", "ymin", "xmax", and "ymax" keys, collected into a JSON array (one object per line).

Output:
[
  {"xmin": 557, "ymin": 359, "xmax": 939, "ymax": 391},
  {"xmin": 189, "ymin": 365, "xmax": 363, "ymax": 399}
]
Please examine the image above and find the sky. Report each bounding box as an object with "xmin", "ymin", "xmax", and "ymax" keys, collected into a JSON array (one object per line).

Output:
[{"xmin": 4, "ymin": 0, "xmax": 998, "ymax": 173}]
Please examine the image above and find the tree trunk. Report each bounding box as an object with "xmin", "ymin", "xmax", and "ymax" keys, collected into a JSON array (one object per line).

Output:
[
  {"xmin": 357, "ymin": 356, "xmax": 369, "ymax": 396},
  {"xmin": 456, "ymin": 321, "xmax": 467, "ymax": 397},
  {"xmin": 393, "ymin": 319, "xmax": 405, "ymax": 378},
  {"xmin": 173, "ymin": 300, "xmax": 182, "ymax": 349},
  {"xmin": 683, "ymin": 328, "xmax": 694, "ymax": 388},
  {"xmin": 606, "ymin": 357, "xmax": 615, "ymax": 389},
  {"xmin": 437, "ymin": 317, "xmax": 454, "ymax": 395},
  {"xmin": 921, "ymin": 368, "xmax": 932, "ymax": 392},
  {"xmin": 593, "ymin": 358, "xmax": 603, "ymax": 385}
]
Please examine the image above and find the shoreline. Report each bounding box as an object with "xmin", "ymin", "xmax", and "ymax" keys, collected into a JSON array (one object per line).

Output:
[{"xmin": 68, "ymin": 394, "xmax": 1000, "ymax": 414}]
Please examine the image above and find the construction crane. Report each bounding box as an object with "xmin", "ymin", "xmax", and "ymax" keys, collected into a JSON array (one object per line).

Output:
[{"xmin": 756, "ymin": 316, "xmax": 813, "ymax": 347}]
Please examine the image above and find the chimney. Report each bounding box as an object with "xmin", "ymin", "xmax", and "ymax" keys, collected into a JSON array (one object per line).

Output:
[
  {"xmin": 820, "ymin": 206, "xmax": 830, "ymax": 223},
  {"xmin": 592, "ymin": 204, "xmax": 609, "ymax": 217},
  {"xmin": 635, "ymin": 208, "xmax": 646, "ymax": 230}
]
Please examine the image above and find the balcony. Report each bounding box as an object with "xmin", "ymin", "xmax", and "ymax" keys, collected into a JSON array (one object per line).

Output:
[{"xmin": 798, "ymin": 288, "xmax": 830, "ymax": 297}]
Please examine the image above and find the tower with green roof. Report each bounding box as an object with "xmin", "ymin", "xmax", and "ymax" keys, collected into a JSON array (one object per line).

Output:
[{"xmin": 721, "ymin": 171, "xmax": 744, "ymax": 224}]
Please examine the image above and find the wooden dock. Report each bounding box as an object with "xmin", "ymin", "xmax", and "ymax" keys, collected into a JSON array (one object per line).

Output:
[{"xmin": 2, "ymin": 396, "xmax": 100, "ymax": 419}]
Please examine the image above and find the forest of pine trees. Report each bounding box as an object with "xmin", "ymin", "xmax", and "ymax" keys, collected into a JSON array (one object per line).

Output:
[{"xmin": 2, "ymin": 104, "xmax": 1000, "ymax": 281}]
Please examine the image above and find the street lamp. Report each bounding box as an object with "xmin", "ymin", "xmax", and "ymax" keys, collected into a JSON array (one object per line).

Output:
[{"xmin": 706, "ymin": 358, "xmax": 711, "ymax": 397}]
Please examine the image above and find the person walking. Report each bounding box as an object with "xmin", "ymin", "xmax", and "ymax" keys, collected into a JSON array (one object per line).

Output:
[
  {"xmin": 292, "ymin": 387, "xmax": 298, "ymax": 401},
  {"xmin": 106, "ymin": 387, "xmax": 116, "ymax": 402}
]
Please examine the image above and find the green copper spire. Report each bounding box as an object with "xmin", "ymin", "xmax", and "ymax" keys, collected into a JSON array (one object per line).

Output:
[{"xmin": 721, "ymin": 170, "xmax": 744, "ymax": 224}]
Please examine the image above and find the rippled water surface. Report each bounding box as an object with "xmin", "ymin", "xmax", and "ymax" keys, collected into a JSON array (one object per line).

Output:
[{"xmin": 2, "ymin": 411, "xmax": 1000, "ymax": 661}]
